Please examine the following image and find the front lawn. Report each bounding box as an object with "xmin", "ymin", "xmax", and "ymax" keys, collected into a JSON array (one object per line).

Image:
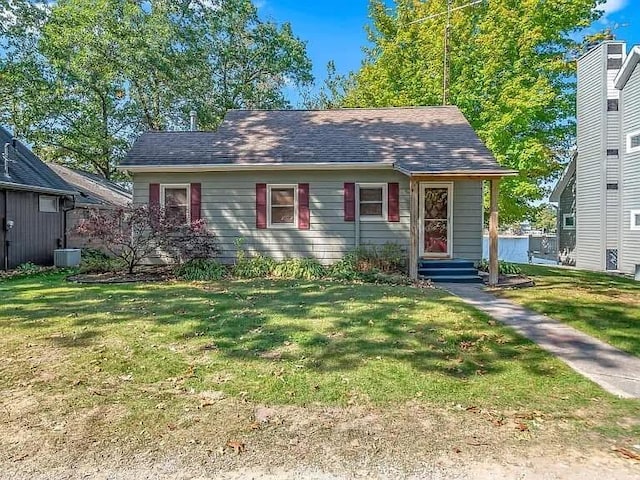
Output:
[
  {"xmin": 497, "ymin": 265, "xmax": 640, "ymax": 357},
  {"xmin": 1, "ymin": 272, "xmax": 638, "ymax": 473}
]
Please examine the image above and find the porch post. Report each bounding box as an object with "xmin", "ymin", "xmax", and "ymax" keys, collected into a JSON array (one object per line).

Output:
[
  {"xmin": 489, "ymin": 178, "xmax": 500, "ymax": 286},
  {"xmin": 409, "ymin": 177, "xmax": 419, "ymax": 280}
]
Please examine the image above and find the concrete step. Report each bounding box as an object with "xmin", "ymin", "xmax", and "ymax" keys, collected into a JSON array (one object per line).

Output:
[
  {"xmin": 418, "ymin": 267, "xmax": 479, "ymax": 277},
  {"xmin": 421, "ymin": 275, "xmax": 484, "ymax": 284},
  {"xmin": 418, "ymin": 259, "xmax": 475, "ymax": 269}
]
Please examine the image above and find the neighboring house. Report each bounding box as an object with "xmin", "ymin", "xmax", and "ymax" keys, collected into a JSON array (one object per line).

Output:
[
  {"xmin": 550, "ymin": 153, "xmax": 576, "ymax": 266},
  {"xmin": 0, "ymin": 127, "xmax": 76, "ymax": 270},
  {"xmin": 120, "ymin": 107, "xmax": 516, "ymax": 281},
  {"xmin": 47, "ymin": 164, "xmax": 132, "ymax": 248},
  {"xmin": 552, "ymin": 41, "xmax": 639, "ymax": 276}
]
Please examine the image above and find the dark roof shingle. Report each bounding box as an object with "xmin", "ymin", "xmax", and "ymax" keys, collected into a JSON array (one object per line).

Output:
[
  {"xmin": 123, "ymin": 107, "xmax": 508, "ymax": 174},
  {"xmin": 47, "ymin": 164, "xmax": 132, "ymax": 207},
  {"xmin": 0, "ymin": 127, "xmax": 76, "ymax": 194}
]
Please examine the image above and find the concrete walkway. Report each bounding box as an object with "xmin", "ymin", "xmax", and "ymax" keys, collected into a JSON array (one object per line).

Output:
[{"xmin": 441, "ymin": 283, "xmax": 640, "ymax": 399}]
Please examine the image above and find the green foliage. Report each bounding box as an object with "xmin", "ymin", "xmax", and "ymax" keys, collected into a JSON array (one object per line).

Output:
[
  {"xmin": 271, "ymin": 258, "xmax": 326, "ymax": 280},
  {"xmin": 15, "ymin": 262, "xmax": 41, "ymax": 275},
  {"xmin": 354, "ymin": 242, "xmax": 407, "ymax": 273},
  {"xmin": 326, "ymin": 253, "xmax": 362, "ymax": 281},
  {"xmin": 344, "ymin": 0, "xmax": 604, "ymax": 222},
  {"xmin": 174, "ymin": 259, "xmax": 227, "ymax": 281},
  {"xmin": 532, "ymin": 203, "xmax": 557, "ymax": 233},
  {"xmin": 0, "ymin": 0, "xmax": 313, "ymax": 179},
  {"xmin": 234, "ymin": 254, "xmax": 277, "ymax": 279},
  {"xmin": 79, "ymin": 249, "xmax": 124, "ymax": 274},
  {"xmin": 476, "ymin": 259, "xmax": 523, "ymax": 276}
]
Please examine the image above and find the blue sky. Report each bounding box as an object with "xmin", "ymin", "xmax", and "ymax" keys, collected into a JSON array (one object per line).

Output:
[{"xmin": 257, "ymin": 0, "xmax": 640, "ymax": 104}]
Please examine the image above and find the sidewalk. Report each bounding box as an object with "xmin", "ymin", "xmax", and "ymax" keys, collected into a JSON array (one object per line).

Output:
[{"xmin": 441, "ymin": 283, "xmax": 640, "ymax": 399}]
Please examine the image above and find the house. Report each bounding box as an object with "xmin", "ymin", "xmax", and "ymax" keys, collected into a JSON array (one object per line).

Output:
[
  {"xmin": 47, "ymin": 164, "xmax": 132, "ymax": 248},
  {"xmin": 550, "ymin": 153, "xmax": 576, "ymax": 266},
  {"xmin": 0, "ymin": 127, "xmax": 77, "ymax": 270},
  {"xmin": 551, "ymin": 41, "xmax": 639, "ymax": 276},
  {"xmin": 120, "ymin": 107, "xmax": 516, "ymax": 283}
]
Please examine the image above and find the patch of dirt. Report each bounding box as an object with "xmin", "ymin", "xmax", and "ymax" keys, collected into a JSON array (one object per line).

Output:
[
  {"xmin": 2, "ymin": 393, "xmax": 639, "ymax": 479},
  {"xmin": 481, "ymin": 272, "xmax": 535, "ymax": 289}
]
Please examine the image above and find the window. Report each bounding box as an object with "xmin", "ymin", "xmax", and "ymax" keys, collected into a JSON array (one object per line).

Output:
[
  {"xmin": 607, "ymin": 183, "xmax": 619, "ymax": 190},
  {"xmin": 562, "ymin": 213, "xmax": 575, "ymax": 230},
  {"xmin": 608, "ymin": 44, "xmax": 623, "ymax": 55},
  {"xmin": 607, "ymin": 149, "xmax": 619, "ymax": 157},
  {"xmin": 606, "ymin": 249, "xmax": 618, "ymax": 271},
  {"xmin": 268, "ymin": 184, "xmax": 297, "ymax": 227},
  {"xmin": 358, "ymin": 183, "xmax": 387, "ymax": 221},
  {"xmin": 607, "ymin": 99, "xmax": 619, "ymax": 111},
  {"xmin": 627, "ymin": 130, "xmax": 640, "ymax": 153},
  {"xmin": 631, "ymin": 210, "xmax": 640, "ymax": 231},
  {"xmin": 39, "ymin": 195, "xmax": 59, "ymax": 213},
  {"xmin": 161, "ymin": 184, "xmax": 190, "ymax": 224},
  {"xmin": 607, "ymin": 57, "xmax": 623, "ymax": 69}
]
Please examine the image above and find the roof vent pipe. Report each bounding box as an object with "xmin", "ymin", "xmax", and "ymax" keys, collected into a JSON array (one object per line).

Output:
[
  {"xmin": 2, "ymin": 142, "xmax": 11, "ymax": 179},
  {"xmin": 190, "ymin": 110, "xmax": 197, "ymax": 132}
]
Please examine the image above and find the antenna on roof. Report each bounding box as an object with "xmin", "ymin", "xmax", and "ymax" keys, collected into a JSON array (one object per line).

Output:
[
  {"xmin": 2, "ymin": 140, "xmax": 16, "ymax": 179},
  {"xmin": 407, "ymin": 0, "xmax": 485, "ymax": 106}
]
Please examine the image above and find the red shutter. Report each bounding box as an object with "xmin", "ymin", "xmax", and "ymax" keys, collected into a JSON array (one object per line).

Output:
[
  {"xmin": 344, "ymin": 182, "xmax": 355, "ymax": 221},
  {"xmin": 190, "ymin": 183, "xmax": 201, "ymax": 223},
  {"xmin": 388, "ymin": 182, "xmax": 400, "ymax": 222},
  {"xmin": 256, "ymin": 183, "xmax": 267, "ymax": 229},
  {"xmin": 149, "ymin": 183, "xmax": 160, "ymax": 207},
  {"xmin": 298, "ymin": 183, "xmax": 310, "ymax": 230}
]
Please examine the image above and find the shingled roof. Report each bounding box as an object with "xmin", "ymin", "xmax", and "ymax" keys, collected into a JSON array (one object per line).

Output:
[
  {"xmin": 0, "ymin": 127, "xmax": 76, "ymax": 195},
  {"xmin": 123, "ymin": 107, "xmax": 511, "ymax": 175},
  {"xmin": 48, "ymin": 164, "xmax": 132, "ymax": 208}
]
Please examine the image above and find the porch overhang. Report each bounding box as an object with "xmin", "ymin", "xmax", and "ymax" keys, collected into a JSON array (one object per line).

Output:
[{"xmin": 407, "ymin": 170, "xmax": 517, "ymax": 286}]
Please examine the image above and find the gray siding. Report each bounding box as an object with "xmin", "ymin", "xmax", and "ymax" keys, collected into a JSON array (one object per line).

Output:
[
  {"xmin": 576, "ymin": 45, "xmax": 606, "ymax": 270},
  {"xmin": 620, "ymin": 61, "xmax": 640, "ymax": 274},
  {"xmin": 575, "ymin": 42, "xmax": 626, "ymax": 271},
  {"xmin": 132, "ymin": 170, "xmax": 484, "ymax": 265},
  {"xmin": 1, "ymin": 189, "xmax": 64, "ymax": 269},
  {"xmin": 557, "ymin": 172, "xmax": 576, "ymax": 265}
]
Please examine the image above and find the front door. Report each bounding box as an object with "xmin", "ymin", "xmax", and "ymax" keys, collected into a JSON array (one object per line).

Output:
[{"xmin": 420, "ymin": 183, "xmax": 453, "ymax": 258}]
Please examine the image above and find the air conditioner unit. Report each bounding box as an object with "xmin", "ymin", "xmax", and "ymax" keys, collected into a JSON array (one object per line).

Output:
[{"xmin": 54, "ymin": 249, "xmax": 81, "ymax": 268}]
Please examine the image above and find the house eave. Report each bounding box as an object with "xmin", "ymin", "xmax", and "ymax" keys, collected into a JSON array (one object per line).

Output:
[
  {"xmin": 615, "ymin": 45, "xmax": 640, "ymax": 90},
  {"xmin": 118, "ymin": 162, "xmax": 395, "ymax": 173},
  {"xmin": 0, "ymin": 181, "xmax": 77, "ymax": 197},
  {"xmin": 394, "ymin": 165, "xmax": 518, "ymax": 178}
]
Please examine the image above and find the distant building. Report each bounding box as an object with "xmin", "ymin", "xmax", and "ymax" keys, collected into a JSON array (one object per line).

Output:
[{"xmin": 551, "ymin": 41, "xmax": 640, "ymax": 275}]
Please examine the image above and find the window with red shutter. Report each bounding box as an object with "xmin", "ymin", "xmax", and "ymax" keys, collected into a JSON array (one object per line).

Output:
[
  {"xmin": 190, "ymin": 183, "xmax": 201, "ymax": 223},
  {"xmin": 256, "ymin": 183, "xmax": 267, "ymax": 229},
  {"xmin": 388, "ymin": 182, "xmax": 399, "ymax": 222},
  {"xmin": 298, "ymin": 183, "xmax": 310, "ymax": 230},
  {"xmin": 344, "ymin": 183, "xmax": 355, "ymax": 221}
]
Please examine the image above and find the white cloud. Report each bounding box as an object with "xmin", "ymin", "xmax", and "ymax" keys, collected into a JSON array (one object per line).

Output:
[{"xmin": 600, "ymin": 0, "xmax": 629, "ymax": 16}]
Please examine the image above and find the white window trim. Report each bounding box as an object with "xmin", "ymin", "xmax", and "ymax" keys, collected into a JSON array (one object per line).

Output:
[
  {"xmin": 562, "ymin": 213, "xmax": 576, "ymax": 230},
  {"xmin": 357, "ymin": 183, "xmax": 387, "ymax": 222},
  {"xmin": 38, "ymin": 195, "xmax": 59, "ymax": 213},
  {"xmin": 160, "ymin": 183, "xmax": 191, "ymax": 222},
  {"xmin": 631, "ymin": 210, "xmax": 640, "ymax": 231},
  {"xmin": 267, "ymin": 184, "xmax": 298, "ymax": 229},
  {"xmin": 626, "ymin": 129, "xmax": 640, "ymax": 154}
]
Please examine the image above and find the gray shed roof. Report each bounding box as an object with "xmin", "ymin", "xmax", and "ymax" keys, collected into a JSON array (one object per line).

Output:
[
  {"xmin": 47, "ymin": 164, "xmax": 132, "ymax": 208},
  {"xmin": 0, "ymin": 126, "xmax": 76, "ymax": 195},
  {"xmin": 123, "ymin": 107, "xmax": 511, "ymax": 175}
]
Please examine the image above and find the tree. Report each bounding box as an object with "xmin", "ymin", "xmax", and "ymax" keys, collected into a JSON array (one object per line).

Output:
[
  {"xmin": 344, "ymin": 0, "xmax": 605, "ymax": 223},
  {"xmin": 532, "ymin": 203, "xmax": 557, "ymax": 233},
  {"xmin": 0, "ymin": 0, "xmax": 313, "ymax": 179},
  {"xmin": 74, "ymin": 205, "xmax": 220, "ymax": 274}
]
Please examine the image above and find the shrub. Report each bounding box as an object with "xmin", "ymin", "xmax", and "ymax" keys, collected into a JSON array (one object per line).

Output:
[
  {"xmin": 15, "ymin": 262, "xmax": 41, "ymax": 275},
  {"xmin": 234, "ymin": 254, "xmax": 276, "ymax": 278},
  {"xmin": 475, "ymin": 259, "xmax": 523, "ymax": 275},
  {"xmin": 327, "ymin": 253, "xmax": 362, "ymax": 281},
  {"xmin": 79, "ymin": 253, "xmax": 124, "ymax": 274},
  {"xmin": 271, "ymin": 258, "xmax": 326, "ymax": 280},
  {"xmin": 175, "ymin": 258, "xmax": 227, "ymax": 281},
  {"xmin": 354, "ymin": 242, "xmax": 407, "ymax": 273}
]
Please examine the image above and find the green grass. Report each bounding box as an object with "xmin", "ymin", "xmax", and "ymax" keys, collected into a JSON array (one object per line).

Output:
[
  {"xmin": 0, "ymin": 271, "xmax": 638, "ymax": 444},
  {"xmin": 497, "ymin": 265, "xmax": 640, "ymax": 357}
]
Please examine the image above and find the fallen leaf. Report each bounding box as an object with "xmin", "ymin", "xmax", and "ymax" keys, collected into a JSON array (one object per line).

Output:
[
  {"xmin": 226, "ymin": 440, "xmax": 246, "ymax": 454},
  {"xmin": 516, "ymin": 422, "xmax": 529, "ymax": 432},
  {"xmin": 465, "ymin": 406, "xmax": 480, "ymax": 413},
  {"xmin": 613, "ymin": 446, "xmax": 640, "ymax": 461},
  {"xmin": 453, "ymin": 447, "xmax": 462, "ymax": 454}
]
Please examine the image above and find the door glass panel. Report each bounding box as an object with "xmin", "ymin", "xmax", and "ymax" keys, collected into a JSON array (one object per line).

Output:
[{"xmin": 423, "ymin": 188, "xmax": 449, "ymax": 255}]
